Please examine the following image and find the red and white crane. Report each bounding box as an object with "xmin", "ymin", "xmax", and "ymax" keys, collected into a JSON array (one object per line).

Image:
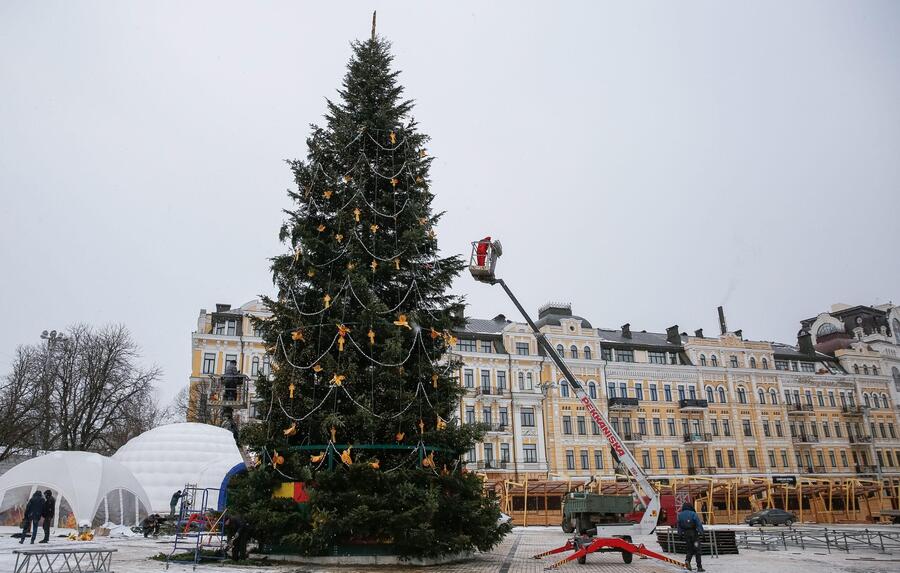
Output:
[{"xmin": 469, "ymin": 238, "xmax": 685, "ymax": 569}]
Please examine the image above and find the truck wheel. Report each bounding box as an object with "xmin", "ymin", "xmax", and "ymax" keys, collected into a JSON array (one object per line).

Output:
[
  {"xmin": 622, "ymin": 551, "xmax": 633, "ymax": 564},
  {"xmin": 562, "ymin": 520, "xmax": 574, "ymax": 534}
]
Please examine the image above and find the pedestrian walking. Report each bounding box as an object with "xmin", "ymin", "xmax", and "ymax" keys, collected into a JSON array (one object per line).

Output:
[
  {"xmin": 677, "ymin": 502, "xmax": 705, "ymax": 572},
  {"xmin": 39, "ymin": 490, "xmax": 55, "ymax": 543},
  {"xmin": 20, "ymin": 491, "xmax": 45, "ymax": 544}
]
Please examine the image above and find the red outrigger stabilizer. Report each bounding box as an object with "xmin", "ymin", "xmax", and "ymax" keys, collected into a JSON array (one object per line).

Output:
[{"xmin": 533, "ymin": 536, "xmax": 687, "ymax": 570}]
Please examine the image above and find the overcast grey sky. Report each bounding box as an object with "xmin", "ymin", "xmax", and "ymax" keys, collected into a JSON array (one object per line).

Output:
[{"xmin": 1, "ymin": 1, "xmax": 898, "ymax": 403}]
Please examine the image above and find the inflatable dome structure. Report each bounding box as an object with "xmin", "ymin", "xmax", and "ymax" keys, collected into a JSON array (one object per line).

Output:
[
  {"xmin": 0, "ymin": 451, "xmax": 151, "ymax": 528},
  {"xmin": 113, "ymin": 422, "xmax": 244, "ymax": 513}
]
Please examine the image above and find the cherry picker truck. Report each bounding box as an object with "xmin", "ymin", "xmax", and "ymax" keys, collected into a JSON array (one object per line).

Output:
[{"xmin": 469, "ymin": 238, "xmax": 687, "ymax": 570}]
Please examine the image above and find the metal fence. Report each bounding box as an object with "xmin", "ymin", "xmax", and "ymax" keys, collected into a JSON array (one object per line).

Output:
[{"xmin": 736, "ymin": 526, "xmax": 900, "ymax": 554}]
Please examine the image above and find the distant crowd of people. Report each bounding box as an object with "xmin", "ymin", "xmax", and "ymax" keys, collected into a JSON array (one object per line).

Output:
[{"xmin": 20, "ymin": 489, "xmax": 55, "ymax": 544}]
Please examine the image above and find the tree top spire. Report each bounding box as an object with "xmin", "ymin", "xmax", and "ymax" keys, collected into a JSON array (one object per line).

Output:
[{"xmin": 371, "ymin": 11, "xmax": 377, "ymax": 41}]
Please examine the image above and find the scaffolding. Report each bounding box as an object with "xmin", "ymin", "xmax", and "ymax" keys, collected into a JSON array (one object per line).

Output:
[
  {"xmin": 489, "ymin": 475, "xmax": 900, "ymax": 527},
  {"xmin": 166, "ymin": 484, "xmax": 228, "ymax": 570}
]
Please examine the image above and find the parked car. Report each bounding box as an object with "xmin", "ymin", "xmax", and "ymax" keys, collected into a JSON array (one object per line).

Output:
[{"xmin": 745, "ymin": 508, "xmax": 797, "ymax": 527}]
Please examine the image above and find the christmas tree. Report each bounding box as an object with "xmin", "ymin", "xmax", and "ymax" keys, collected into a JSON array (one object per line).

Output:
[{"xmin": 231, "ymin": 29, "xmax": 509, "ymax": 558}]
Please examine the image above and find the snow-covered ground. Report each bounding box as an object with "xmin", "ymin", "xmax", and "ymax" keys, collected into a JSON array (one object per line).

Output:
[{"xmin": 0, "ymin": 524, "xmax": 897, "ymax": 572}]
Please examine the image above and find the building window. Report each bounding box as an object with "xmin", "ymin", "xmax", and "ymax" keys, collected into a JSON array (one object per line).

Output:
[
  {"xmin": 672, "ymin": 451, "xmax": 681, "ymax": 469},
  {"xmin": 649, "ymin": 351, "xmax": 666, "ymax": 364},
  {"xmin": 823, "ymin": 422, "xmax": 830, "ymax": 438},
  {"xmin": 214, "ymin": 322, "xmax": 225, "ymax": 335},
  {"xmin": 635, "ymin": 383, "xmax": 644, "ymax": 401},
  {"xmin": 482, "ymin": 407, "xmax": 492, "ymax": 426},
  {"xmin": 523, "ymin": 445, "xmax": 537, "ymax": 463},
  {"xmin": 521, "ymin": 408, "xmax": 535, "ymax": 427},
  {"xmin": 484, "ymin": 444, "xmax": 493, "ymax": 464},
  {"xmin": 499, "ymin": 407, "xmax": 509, "ymax": 428},
  {"xmin": 762, "ymin": 358, "xmax": 769, "ymax": 369},
  {"xmin": 584, "ymin": 346, "xmax": 592, "ymax": 360},
  {"xmin": 465, "ymin": 407, "xmax": 475, "ymax": 424},
  {"xmin": 571, "ymin": 345, "xmax": 579, "ymax": 359},
  {"xmin": 664, "ymin": 385, "xmax": 672, "ymax": 401},
  {"xmin": 562, "ymin": 416, "xmax": 572, "ymax": 435},
  {"xmin": 711, "ymin": 420, "xmax": 719, "ymax": 436},
  {"xmin": 588, "ymin": 382, "xmax": 597, "ymax": 399},
  {"xmin": 607, "ymin": 382, "xmax": 616, "ymax": 398},
  {"xmin": 580, "ymin": 450, "xmax": 589, "ymax": 469},
  {"xmin": 750, "ymin": 357, "xmax": 757, "ymax": 369},
  {"xmin": 202, "ymin": 353, "xmax": 216, "ymax": 374},
  {"xmin": 638, "ymin": 418, "xmax": 647, "ymax": 435},
  {"xmin": 768, "ymin": 450, "xmax": 777, "ymax": 468},
  {"xmin": 649, "ymin": 385, "xmax": 658, "ymax": 401},
  {"xmin": 657, "ymin": 451, "xmax": 666, "ymax": 469},
  {"xmin": 501, "ymin": 444, "xmax": 510, "ymax": 463},
  {"xmin": 497, "ymin": 371, "xmax": 506, "ymax": 392},
  {"xmin": 678, "ymin": 386, "xmax": 686, "ymax": 401},
  {"xmin": 517, "ymin": 372, "xmax": 525, "ymax": 390},
  {"xmin": 730, "ymin": 355, "xmax": 739, "ymax": 368},
  {"xmin": 770, "ymin": 389, "xmax": 778, "ymax": 405},
  {"xmin": 226, "ymin": 320, "xmax": 236, "ymax": 336},
  {"xmin": 727, "ymin": 450, "xmax": 736, "ymax": 468},
  {"xmin": 467, "ymin": 447, "xmax": 476, "ymax": 462},
  {"xmin": 710, "ymin": 355, "xmax": 718, "ymax": 367},
  {"xmin": 560, "ymin": 380, "xmax": 570, "ymax": 398},
  {"xmin": 601, "ymin": 347, "xmax": 612, "ymax": 361},
  {"xmin": 840, "ymin": 451, "xmax": 848, "ymax": 467},
  {"xmin": 642, "ymin": 451, "xmax": 651, "ymax": 470},
  {"xmin": 715, "ymin": 450, "xmax": 724, "ymax": 468},
  {"xmin": 775, "ymin": 359, "xmax": 789, "ymax": 371},
  {"xmin": 668, "ymin": 419, "xmax": 677, "ymax": 436},
  {"xmin": 463, "ymin": 369, "xmax": 474, "ymax": 388},
  {"xmin": 481, "ymin": 370, "xmax": 491, "ymax": 393},
  {"xmin": 480, "ymin": 340, "xmax": 493, "ymax": 353},
  {"xmin": 566, "ymin": 450, "xmax": 575, "ymax": 470},
  {"xmin": 834, "ymin": 422, "xmax": 841, "ymax": 438},
  {"xmin": 864, "ymin": 393, "xmax": 871, "ymax": 407},
  {"xmin": 457, "ymin": 339, "xmax": 476, "ymax": 352},
  {"xmin": 251, "ymin": 356, "xmax": 260, "ymax": 376},
  {"xmin": 526, "ymin": 372, "xmax": 533, "ymax": 390},
  {"xmin": 515, "ymin": 342, "xmax": 529, "ymax": 355},
  {"xmin": 782, "ymin": 450, "xmax": 790, "ymax": 468},
  {"xmin": 577, "ymin": 416, "xmax": 586, "ymax": 435},
  {"xmin": 801, "ymin": 362, "xmax": 815, "ymax": 373},
  {"xmin": 718, "ymin": 387, "xmax": 727, "ymax": 403},
  {"xmin": 653, "ymin": 418, "xmax": 661, "ymax": 436},
  {"xmin": 616, "ymin": 349, "xmax": 635, "ymax": 363},
  {"xmin": 775, "ymin": 420, "xmax": 783, "ymax": 437},
  {"xmin": 854, "ymin": 364, "xmax": 860, "ymax": 374},
  {"xmin": 262, "ymin": 356, "xmax": 271, "ymax": 375},
  {"xmin": 723, "ymin": 420, "xmax": 731, "ymax": 436},
  {"xmin": 758, "ymin": 389, "xmax": 765, "ymax": 404},
  {"xmin": 737, "ymin": 388, "xmax": 747, "ymax": 404},
  {"xmin": 556, "ymin": 344, "xmax": 565, "ymax": 358},
  {"xmin": 591, "ymin": 419, "xmax": 600, "ymax": 435},
  {"xmin": 699, "ymin": 354, "xmax": 707, "ymax": 366},
  {"xmin": 594, "ymin": 451, "xmax": 603, "ymax": 469},
  {"xmin": 762, "ymin": 421, "xmax": 771, "ymax": 437}
]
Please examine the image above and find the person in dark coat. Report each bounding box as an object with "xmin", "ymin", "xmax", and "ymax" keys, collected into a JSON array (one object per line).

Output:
[
  {"xmin": 141, "ymin": 514, "xmax": 162, "ymax": 537},
  {"xmin": 39, "ymin": 490, "xmax": 55, "ymax": 543},
  {"xmin": 170, "ymin": 490, "xmax": 184, "ymax": 517},
  {"xmin": 223, "ymin": 514, "xmax": 249, "ymax": 561},
  {"xmin": 677, "ymin": 502, "xmax": 705, "ymax": 571},
  {"xmin": 20, "ymin": 491, "xmax": 45, "ymax": 544}
]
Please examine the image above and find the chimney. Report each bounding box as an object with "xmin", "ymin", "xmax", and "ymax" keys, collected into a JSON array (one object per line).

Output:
[
  {"xmin": 734, "ymin": 329, "xmax": 743, "ymax": 339},
  {"xmin": 621, "ymin": 323, "xmax": 632, "ymax": 339},
  {"xmin": 717, "ymin": 306, "xmax": 728, "ymax": 335},
  {"xmin": 216, "ymin": 303, "xmax": 231, "ymax": 313},
  {"xmin": 666, "ymin": 325, "xmax": 681, "ymax": 345},
  {"xmin": 798, "ymin": 329, "xmax": 814, "ymax": 355},
  {"xmin": 694, "ymin": 328, "xmax": 704, "ymax": 338}
]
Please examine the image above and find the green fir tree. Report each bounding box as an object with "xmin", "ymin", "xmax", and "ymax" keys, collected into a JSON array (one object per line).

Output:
[{"xmin": 231, "ymin": 33, "xmax": 510, "ymax": 558}]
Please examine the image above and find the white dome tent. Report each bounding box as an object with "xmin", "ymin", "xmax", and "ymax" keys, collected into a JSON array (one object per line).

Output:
[
  {"xmin": 0, "ymin": 451, "xmax": 151, "ymax": 528},
  {"xmin": 113, "ymin": 422, "xmax": 245, "ymax": 514}
]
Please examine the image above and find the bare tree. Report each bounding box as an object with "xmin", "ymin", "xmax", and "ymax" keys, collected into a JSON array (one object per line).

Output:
[
  {"xmin": 165, "ymin": 386, "xmax": 191, "ymax": 423},
  {"xmin": 0, "ymin": 346, "xmax": 43, "ymax": 461},
  {"xmin": 51, "ymin": 324, "xmax": 161, "ymax": 453}
]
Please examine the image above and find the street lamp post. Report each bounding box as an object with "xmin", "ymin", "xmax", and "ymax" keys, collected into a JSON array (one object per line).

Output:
[{"xmin": 38, "ymin": 330, "xmax": 66, "ymax": 453}]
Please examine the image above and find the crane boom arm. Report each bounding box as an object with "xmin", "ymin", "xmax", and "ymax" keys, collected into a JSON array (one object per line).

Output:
[{"xmin": 496, "ymin": 280, "xmax": 660, "ymax": 533}]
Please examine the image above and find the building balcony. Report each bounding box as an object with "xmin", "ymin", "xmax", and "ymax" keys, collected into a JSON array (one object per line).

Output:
[
  {"xmin": 684, "ymin": 433, "xmax": 713, "ymax": 443},
  {"xmin": 608, "ymin": 397, "xmax": 640, "ymax": 410},
  {"xmin": 620, "ymin": 432, "xmax": 644, "ymax": 443},
  {"xmin": 848, "ymin": 434, "xmax": 873, "ymax": 444},
  {"xmin": 678, "ymin": 399, "xmax": 709, "ymax": 410},
  {"xmin": 841, "ymin": 405, "xmax": 868, "ymax": 416},
  {"xmin": 791, "ymin": 434, "xmax": 819, "ymax": 444},
  {"xmin": 485, "ymin": 423, "xmax": 510, "ymax": 433},
  {"xmin": 475, "ymin": 460, "xmax": 510, "ymax": 470},
  {"xmin": 799, "ymin": 465, "xmax": 827, "ymax": 474},
  {"xmin": 686, "ymin": 466, "xmax": 718, "ymax": 476},
  {"xmin": 787, "ymin": 403, "xmax": 815, "ymax": 415},
  {"xmin": 855, "ymin": 465, "xmax": 878, "ymax": 474},
  {"xmin": 204, "ymin": 377, "xmax": 250, "ymax": 408}
]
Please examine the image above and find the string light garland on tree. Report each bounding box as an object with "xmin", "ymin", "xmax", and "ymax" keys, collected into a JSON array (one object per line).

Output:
[{"xmin": 229, "ymin": 23, "xmax": 509, "ymax": 560}]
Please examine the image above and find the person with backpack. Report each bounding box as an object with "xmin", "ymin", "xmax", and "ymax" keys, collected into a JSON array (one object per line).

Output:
[
  {"xmin": 677, "ymin": 502, "xmax": 705, "ymax": 572},
  {"xmin": 20, "ymin": 491, "xmax": 45, "ymax": 544},
  {"xmin": 39, "ymin": 490, "xmax": 55, "ymax": 543}
]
